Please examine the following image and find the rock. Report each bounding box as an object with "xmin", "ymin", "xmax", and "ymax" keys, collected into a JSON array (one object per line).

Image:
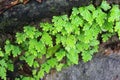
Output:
[
  {"xmin": 45, "ymin": 53, "xmax": 120, "ymax": 80},
  {"xmin": 0, "ymin": 0, "xmax": 91, "ymax": 32}
]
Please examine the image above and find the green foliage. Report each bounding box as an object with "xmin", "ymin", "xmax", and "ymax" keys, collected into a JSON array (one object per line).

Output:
[
  {"xmin": 100, "ymin": 0, "xmax": 111, "ymax": 11},
  {"xmin": 108, "ymin": 5, "xmax": 120, "ymax": 22},
  {"xmin": 0, "ymin": 50, "xmax": 14, "ymax": 80},
  {"xmin": 1, "ymin": 1, "xmax": 120, "ymax": 79}
]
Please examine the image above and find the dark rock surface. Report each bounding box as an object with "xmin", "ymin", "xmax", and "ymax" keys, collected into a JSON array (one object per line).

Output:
[
  {"xmin": 0, "ymin": 0, "xmax": 91, "ymax": 32},
  {"xmin": 45, "ymin": 53, "xmax": 120, "ymax": 80}
]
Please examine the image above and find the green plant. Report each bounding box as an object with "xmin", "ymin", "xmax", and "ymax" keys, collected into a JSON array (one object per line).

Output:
[
  {"xmin": 0, "ymin": 0, "xmax": 120, "ymax": 79},
  {"xmin": 0, "ymin": 42, "xmax": 14, "ymax": 80}
]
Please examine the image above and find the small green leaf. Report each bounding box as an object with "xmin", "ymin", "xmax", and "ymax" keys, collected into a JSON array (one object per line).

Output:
[
  {"xmin": 21, "ymin": 77, "xmax": 34, "ymax": 80},
  {"xmin": 100, "ymin": 1, "xmax": 111, "ymax": 11},
  {"xmin": 32, "ymin": 70, "xmax": 37, "ymax": 75},
  {"xmin": 40, "ymin": 23, "xmax": 53, "ymax": 32},
  {"xmin": 101, "ymin": 21, "xmax": 113, "ymax": 32},
  {"xmin": 41, "ymin": 32, "xmax": 53, "ymax": 47},
  {"xmin": 70, "ymin": 16, "xmax": 84, "ymax": 27},
  {"xmin": 5, "ymin": 44, "xmax": 13, "ymax": 55},
  {"xmin": 34, "ymin": 31, "xmax": 42, "ymax": 38},
  {"xmin": 79, "ymin": 7, "xmax": 93, "ymax": 24},
  {"xmin": 89, "ymin": 39, "xmax": 99, "ymax": 46},
  {"xmin": 65, "ymin": 22, "xmax": 74, "ymax": 34},
  {"xmin": 0, "ymin": 59, "xmax": 7, "ymax": 68},
  {"xmin": 41, "ymin": 63, "xmax": 51, "ymax": 73},
  {"xmin": 86, "ymin": 4, "xmax": 95, "ymax": 12},
  {"xmin": 47, "ymin": 58, "xmax": 57, "ymax": 68},
  {"xmin": 82, "ymin": 51, "xmax": 92, "ymax": 62},
  {"xmin": 0, "ymin": 66, "xmax": 6, "ymax": 80},
  {"xmin": 102, "ymin": 33, "xmax": 113, "ymax": 42},
  {"xmin": 115, "ymin": 22, "xmax": 120, "ymax": 32},
  {"xmin": 46, "ymin": 44, "xmax": 61, "ymax": 58},
  {"xmin": 33, "ymin": 61, "xmax": 39, "ymax": 68},
  {"xmin": 52, "ymin": 15, "xmax": 68, "ymax": 34},
  {"xmin": 28, "ymin": 39, "xmax": 37, "ymax": 50},
  {"xmin": 95, "ymin": 8, "xmax": 106, "ymax": 26},
  {"xmin": 84, "ymin": 29, "xmax": 94, "ymax": 43},
  {"xmin": 71, "ymin": 7, "xmax": 79, "ymax": 16},
  {"xmin": 7, "ymin": 62, "xmax": 14, "ymax": 71},
  {"xmin": 25, "ymin": 55, "xmax": 35, "ymax": 67},
  {"xmin": 16, "ymin": 33, "xmax": 26, "ymax": 44},
  {"xmin": 65, "ymin": 35, "xmax": 76, "ymax": 51},
  {"xmin": 56, "ymin": 34, "xmax": 61, "ymax": 45},
  {"xmin": 56, "ymin": 63, "xmax": 64, "ymax": 71},
  {"xmin": 61, "ymin": 36, "xmax": 67, "ymax": 47},
  {"xmin": 92, "ymin": 9, "xmax": 99, "ymax": 19},
  {"xmin": 12, "ymin": 46, "xmax": 21, "ymax": 57},
  {"xmin": 35, "ymin": 41, "xmax": 46, "ymax": 53},
  {"xmin": 55, "ymin": 49, "xmax": 66, "ymax": 61},
  {"xmin": 108, "ymin": 5, "xmax": 120, "ymax": 22},
  {"xmin": 37, "ymin": 69, "xmax": 44, "ymax": 79},
  {"xmin": 24, "ymin": 26, "xmax": 37, "ymax": 39},
  {"xmin": 77, "ymin": 36, "xmax": 90, "ymax": 50},
  {"xmin": 5, "ymin": 40, "xmax": 10, "ymax": 44},
  {"xmin": 67, "ymin": 49, "xmax": 79, "ymax": 64}
]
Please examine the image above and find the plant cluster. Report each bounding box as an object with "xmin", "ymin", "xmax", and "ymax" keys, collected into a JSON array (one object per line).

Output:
[{"xmin": 0, "ymin": 1, "xmax": 120, "ymax": 80}]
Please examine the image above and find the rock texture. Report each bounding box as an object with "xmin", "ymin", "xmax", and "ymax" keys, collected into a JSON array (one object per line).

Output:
[
  {"xmin": 45, "ymin": 53, "xmax": 120, "ymax": 80},
  {"xmin": 0, "ymin": 0, "xmax": 91, "ymax": 32}
]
